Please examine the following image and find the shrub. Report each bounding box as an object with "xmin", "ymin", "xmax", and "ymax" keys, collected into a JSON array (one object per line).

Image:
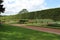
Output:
[
  {"xmin": 19, "ymin": 19, "xmax": 28, "ymax": 24},
  {"xmin": 47, "ymin": 23, "xmax": 60, "ymax": 27}
]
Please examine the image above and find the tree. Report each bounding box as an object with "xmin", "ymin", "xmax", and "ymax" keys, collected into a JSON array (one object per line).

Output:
[
  {"xmin": 19, "ymin": 9, "xmax": 28, "ymax": 14},
  {"xmin": 0, "ymin": 0, "xmax": 5, "ymax": 25},
  {"xmin": 0, "ymin": 0, "xmax": 3, "ymax": 4}
]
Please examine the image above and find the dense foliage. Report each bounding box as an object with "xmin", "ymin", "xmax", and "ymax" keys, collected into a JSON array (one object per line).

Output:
[
  {"xmin": 17, "ymin": 8, "xmax": 60, "ymax": 21},
  {"xmin": 1, "ymin": 8, "xmax": 60, "ymax": 24}
]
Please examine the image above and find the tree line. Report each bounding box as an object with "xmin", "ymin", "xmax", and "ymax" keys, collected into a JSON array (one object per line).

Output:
[{"xmin": 17, "ymin": 8, "xmax": 60, "ymax": 21}]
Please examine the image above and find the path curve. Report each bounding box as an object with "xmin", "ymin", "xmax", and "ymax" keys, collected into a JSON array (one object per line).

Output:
[{"xmin": 11, "ymin": 24, "xmax": 60, "ymax": 35}]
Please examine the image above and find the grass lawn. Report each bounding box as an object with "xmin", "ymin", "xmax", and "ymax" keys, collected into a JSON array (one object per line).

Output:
[{"xmin": 0, "ymin": 24, "xmax": 60, "ymax": 40}]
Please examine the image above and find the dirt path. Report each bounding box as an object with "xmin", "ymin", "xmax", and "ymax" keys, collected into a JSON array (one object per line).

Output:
[{"xmin": 11, "ymin": 24, "xmax": 60, "ymax": 35}]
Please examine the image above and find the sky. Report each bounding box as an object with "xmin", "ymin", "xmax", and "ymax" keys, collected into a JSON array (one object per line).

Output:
[{"xmin": 1, "ymin": 0, "xmax": 60, "ymax": 15}]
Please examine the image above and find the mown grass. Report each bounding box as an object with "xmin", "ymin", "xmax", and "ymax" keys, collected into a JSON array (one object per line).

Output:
[{"xmin": 0, "ymin": 24, "xmax": 60, "ymax": 40}]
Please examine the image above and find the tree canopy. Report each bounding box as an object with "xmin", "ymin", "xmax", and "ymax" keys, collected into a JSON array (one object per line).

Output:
[
  {"xmin": 17, "ymin": 8, "xmax": 60, "ymax": 21},
  {"xmin": 0, "ymin": 0, "xmax": 5, "ymax": 13}
]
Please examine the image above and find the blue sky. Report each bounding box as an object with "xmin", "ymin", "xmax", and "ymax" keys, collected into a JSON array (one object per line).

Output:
[
  {"xmin": 1, "ymin": 0, "xmax": 60, "ymax": 15},
  {"xmin": 45, "ymin": 0, "xmax": 60, "ymax": 8}
]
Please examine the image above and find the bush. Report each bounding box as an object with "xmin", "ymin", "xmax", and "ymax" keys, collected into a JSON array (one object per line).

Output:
[
  {"xmin": 47, "ymin": 23, "xmax": 60, "ymax": 27},
  {"xmin": 19, "ymin": 19, "xmax": 28, "ymax": 24}
]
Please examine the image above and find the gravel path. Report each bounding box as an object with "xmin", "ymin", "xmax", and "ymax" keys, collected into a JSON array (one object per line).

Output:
[{"xmin": 11, "ymin": 24, "xmax": 60, "ymax": 35}]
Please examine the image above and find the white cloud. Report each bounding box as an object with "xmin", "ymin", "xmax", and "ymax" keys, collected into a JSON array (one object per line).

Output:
[{"xmin": 2, "ymin": 0, "xmax": 47, "ymax": 15}]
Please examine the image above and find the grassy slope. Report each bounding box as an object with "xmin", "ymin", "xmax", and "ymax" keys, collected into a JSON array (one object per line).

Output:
[{"xmin": 0, "ymin": 24, "xmax": 60, "ymax": 40}]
